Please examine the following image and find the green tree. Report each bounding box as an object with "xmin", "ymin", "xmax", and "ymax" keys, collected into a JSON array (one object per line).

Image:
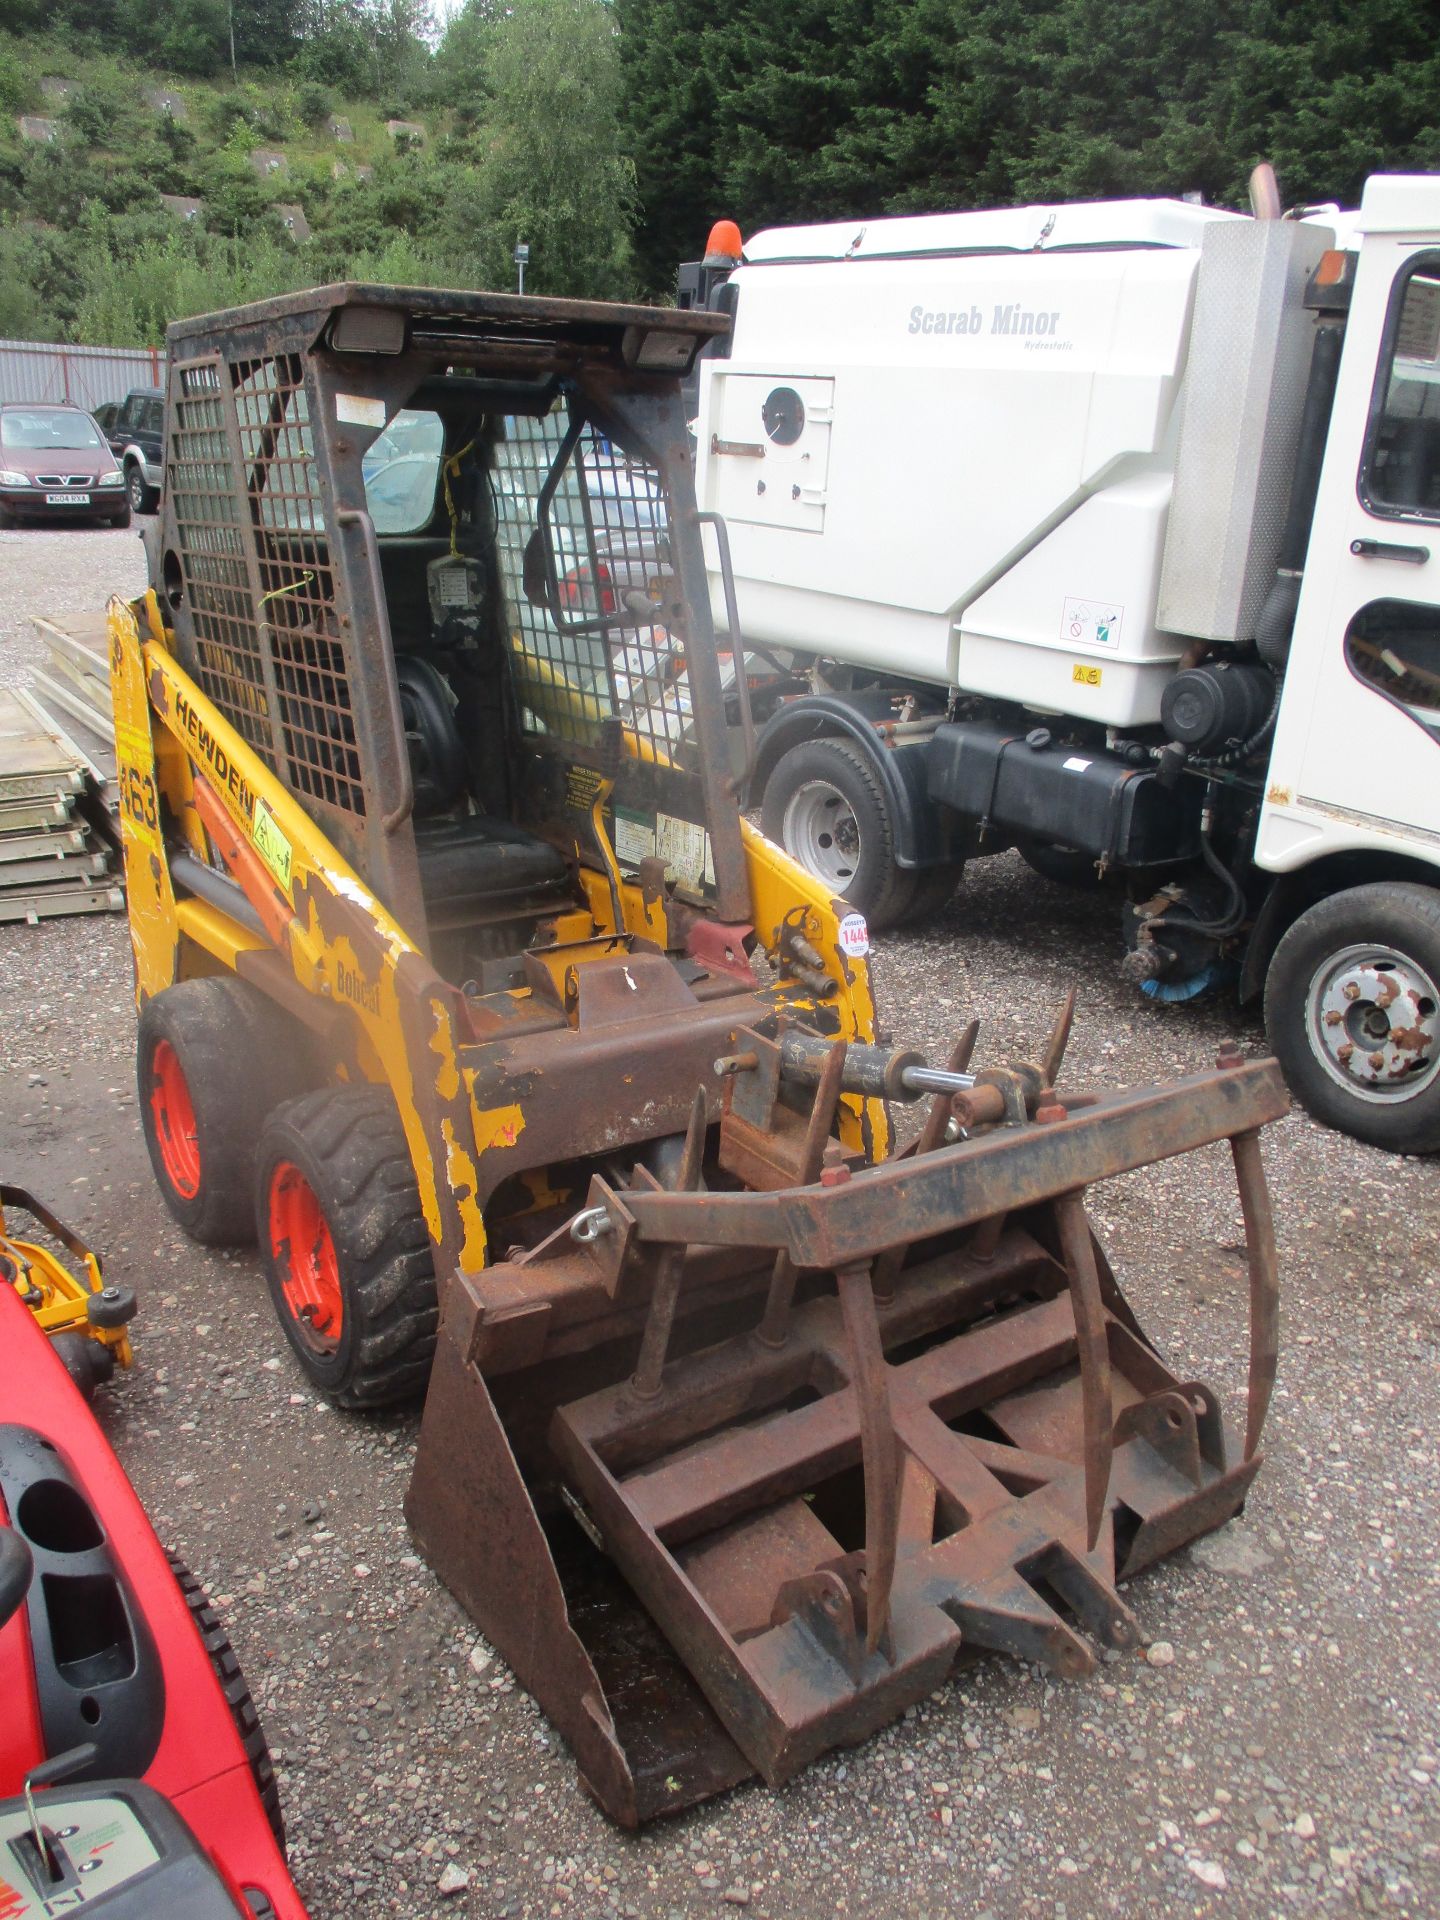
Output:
[{"xmin": 467, "ymin": 0, "xmax": 637, "ymax": 298}]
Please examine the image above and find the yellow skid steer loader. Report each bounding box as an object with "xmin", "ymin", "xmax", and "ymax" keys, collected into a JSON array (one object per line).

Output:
[{"xmin": 109, "ymin": 283, "xmax": 1286, "ymax": 1823}]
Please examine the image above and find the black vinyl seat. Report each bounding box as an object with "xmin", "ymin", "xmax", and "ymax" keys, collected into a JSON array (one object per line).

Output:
[{"xmin": 414, "ymin": 814, "xmax": 570, "ymax": 912}]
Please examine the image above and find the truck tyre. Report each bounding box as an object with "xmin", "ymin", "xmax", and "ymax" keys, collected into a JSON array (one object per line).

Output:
[
  {"xmin": 761, "ymin": 737, "xmax": 917, "ymax": 930},
  {"xmin": 1264, "ymin": 882, "xmax": 1440, "ymax": 1153},
  {"xmin": 255, "ymin": 1086, "xmax": 437, "ymax": 1408},
  {"xmin": 169, "ymin": 1554, "xmax": 285, "ymax": 1851},
  {"xmin": 137, "ymin": 978, "xmax": 314, "ymax": 1246},
  {"xmin": 896, "ymin": 862, "xmax": 964, "ymax": 924}
]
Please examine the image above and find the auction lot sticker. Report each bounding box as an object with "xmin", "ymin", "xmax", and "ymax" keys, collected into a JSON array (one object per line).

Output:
[{"xmin": 838, "ymin": 911, "xmax": 870, "ymax": 958}]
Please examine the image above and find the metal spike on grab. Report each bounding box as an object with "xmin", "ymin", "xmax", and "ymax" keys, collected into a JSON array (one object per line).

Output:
[
  {"xmin": 630, "ymin": 1088, "xmax": 708, "ymax": 1398},
  {"xmin": 756, "ymin": 1040, "xmax": 848, "ymax": 1349},
  {"xmin": 1052, "ymin": 1186, "xmax": 1115, "ymax": 1551},
  {"xmin": 1041, "ymin": 988, "xmax": 1077, "ymax": 1089}
]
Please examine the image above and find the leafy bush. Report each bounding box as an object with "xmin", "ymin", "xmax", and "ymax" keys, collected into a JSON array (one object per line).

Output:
[
  {"xmin": 294, "ymin": 80, "xmax": 332, "ymax": 127},
  {"xmin": 0, "ymin": 41, "xmax": 30, "ymax": 116}
]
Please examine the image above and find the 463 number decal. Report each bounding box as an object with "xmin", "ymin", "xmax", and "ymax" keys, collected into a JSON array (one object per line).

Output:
[{"xmin": 121, "ymin": 764, "xmax": 159, "ymax": 836}]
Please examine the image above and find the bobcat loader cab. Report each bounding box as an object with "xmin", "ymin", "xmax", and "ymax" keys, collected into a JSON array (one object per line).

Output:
[{"xmin": 110, "ymin": 284, "xmax": 1288, "ymax": 1822}]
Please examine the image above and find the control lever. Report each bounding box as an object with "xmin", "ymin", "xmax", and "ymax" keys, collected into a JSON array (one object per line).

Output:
[{"xmin": 15, "ymin": 1744, "xmax": 98, "ymax": 1895}]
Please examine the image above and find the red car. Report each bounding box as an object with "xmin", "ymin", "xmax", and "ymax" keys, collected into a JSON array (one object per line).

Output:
[
  {"xmin": 0, "ymin": 404, "xmax": 130, "ymax": 529},
  {"xmin": 0, "ymin": 1285, "xmax": 307, "ymax": 1916}
]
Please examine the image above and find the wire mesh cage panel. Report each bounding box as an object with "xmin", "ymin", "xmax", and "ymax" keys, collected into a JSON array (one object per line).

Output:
[
  {"xmin": 233, "ymin": 355, "xmax": 362, "ymax": 818},
  {"xmin": 168, "ymin": 351, "xmax": 364, "ymax": 820},
  {"xmin": 492, "ymin": 412, "xmax": 693, "ymax": 768},
  {"xmin": 168, "ymin": 357, "xmax": 273, "ymax": 758}
]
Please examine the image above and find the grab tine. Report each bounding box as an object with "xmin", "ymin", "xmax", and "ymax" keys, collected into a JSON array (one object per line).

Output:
[
  {"xmin": 1053, "ymin": 1189, "xmax": 1113, "ymax": 1552},
  {"xmin": 835, "ymin": 1260, "xmax": 901, "ymax": 1654},
  {"xmin": 631, "ymin": 1088, "xmax": 708, "ymax": 1396},
  {"xmin": 757, "ymin": 1040, "xmax": 847, "ymax": 1347},
  {"xmin": 876, "ymin": 1022, "xmax": 980, "ymax": 1297},
  {"xmin": 1041, "ymin": 988, "xmax": 1077, "ymax": 1089},
  {"xmin": 1231, "ymin": 1128, "xmax": 1279, "ymax": 1458}
]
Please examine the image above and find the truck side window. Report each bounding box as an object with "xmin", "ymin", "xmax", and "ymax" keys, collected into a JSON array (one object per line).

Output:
[
  {"xmin": 1364, "ymin": 257, "xmax": 1440, "ymax": 519},
  {"xmin": 1345, "ymin": 599, "xmax": 1440, "ymax": 740}
]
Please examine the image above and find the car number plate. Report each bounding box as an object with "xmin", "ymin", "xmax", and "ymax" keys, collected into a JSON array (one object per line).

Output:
[{"xmin": 45, "ymin": 491, "xmax": 91, "ymax": 505}]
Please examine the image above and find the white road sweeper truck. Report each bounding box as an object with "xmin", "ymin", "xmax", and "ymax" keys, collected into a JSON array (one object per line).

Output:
[{"xmin": 679, "ymin": 175, "xmax": 1440, "ymax": 1153}]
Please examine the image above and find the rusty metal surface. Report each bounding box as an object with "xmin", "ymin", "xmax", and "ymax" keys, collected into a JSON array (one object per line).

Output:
[
  {"xmin": 602, "ymin": 1060, "xmax": 1288, "ymax": 1268},
  {"xmin": 409, "ymin": 1038, "xmax": 1288, "ymax": 1822}
]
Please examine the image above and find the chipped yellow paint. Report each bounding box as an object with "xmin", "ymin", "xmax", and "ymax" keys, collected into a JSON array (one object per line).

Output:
[
  {"xmin": 108, "ymin": 598, "xmax": 180, "ymax": 999},
  {"xmin": 428, "ymin": 995, "xmax": 462, "ymax": 1104},
  {"xmin": 440, "ymin": 1115, "xmax": 488, "ymax": 1272},
  {"xmin": 740, "ymin": 817, "xmax": 888, "ymax": 1156},
  {"xmin": 472, "ymin": 1101, "xmax": 526, "ymax": 1157}
]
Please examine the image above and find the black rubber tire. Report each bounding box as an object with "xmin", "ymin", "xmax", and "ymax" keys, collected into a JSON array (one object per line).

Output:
[
  {"xmin": 1264, "ymin": 881, "xmax": 1440, "ymax": 1153},
  {"xmin": 108, "ymin": 503, "xmax": 133, "ymax": 530},
  {"xmin": 169, "ymin": 1554, "xmax": 285, "ymax": 1852},
  {"xmin": 1018, "ymin": 838, "xmax": 1105, "ymax": 891},
  {"xmin": 0, "ymin": 503, "xmax": 14, "ymax": 530},
  {"xmin": 254, "ymin": 1085, "xmax": 438, "ymax": 1408},
  {"xmin": 895, "ymin": 862, "xmax": 964, "ymax": 925},
  {"xmin": 126, "ymin": 463, "xmax": 157, "ymax": 515},
  {"xmin": 761, "ymin": 737, "xmax": 916, "ymax": 930},
  {"xmin": 137, "ymin": 978, "xmax": 315, "ymax": 1247},
  {"xmin": 86, "ymin": 1284, "xmax": 138, "ymax": 1329},
  {"xmin": 51, "ymin": 1332, "xmax": 114, "ymax": 1400}
]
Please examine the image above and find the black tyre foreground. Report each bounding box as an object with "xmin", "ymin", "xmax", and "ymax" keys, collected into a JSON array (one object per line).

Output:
[
  {"xmin": 255, "ymin": 1085, "xmax": 438, "ymax": 1408},
  {"xmin": 169, "ymin": 1553, "xmax": 286, "ymax": 1851},
  {"xmin": 136, "ymin": 977, "xmax": 313, "ymax": 1246},
  {"xmin": 1265, "ymin": 879, "xmax": 1440, "ymax": 1153}
]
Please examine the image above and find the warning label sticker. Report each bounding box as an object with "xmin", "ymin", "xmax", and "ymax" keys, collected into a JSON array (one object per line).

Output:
[
  {"xmin": 656, "ymin": 812, "xmax": 714, "ymax": 893},
  {"xmin": 613, "ymin": 807, "xmax": 657, "ymax": 870},
  {"xmin": 1061, "ymin": 597, "xmax": 1123, "ymax": 651},
  {"xmin": 253, "ymin": 797, "xmax": 293, "ymax": 889}
]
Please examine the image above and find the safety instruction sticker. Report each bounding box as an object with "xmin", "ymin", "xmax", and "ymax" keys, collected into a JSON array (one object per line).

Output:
[
  {"xmin": 656, "ymin": 812, "xmax": 714, "ymax": 892},
  {"xmin": 1071, "ymin": 663, "xmax": 1103, "ymax": 688},
  {"xmin": 838, "ymin": 911, "xmax": 870, "ymax": 958},
  {"xmin": 1061, "ymin": 597, "xmax": 1123, "ymax": 651},
  {"xmin": 253, "ymin": 797, "xmax": 293, "ymax": 889},
  {"xmin": 613, "ymin": 806, "xmax": 657, "ymax": 870}
]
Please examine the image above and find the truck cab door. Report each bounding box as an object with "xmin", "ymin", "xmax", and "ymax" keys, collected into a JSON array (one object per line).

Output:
[{"xmin": 1262, "ymin": 187, "xmax": 1440, "ymax": 871}]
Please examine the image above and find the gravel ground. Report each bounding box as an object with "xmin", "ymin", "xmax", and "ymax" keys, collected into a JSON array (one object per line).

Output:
[{"xmin": 3, "ymin": 525, "xmax": 1438, "ymax": 1920}]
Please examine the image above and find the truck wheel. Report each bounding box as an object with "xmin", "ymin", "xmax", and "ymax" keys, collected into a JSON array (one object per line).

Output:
[
  {"xmin": 255, "ymin": 1086, "xmax": 437, "ymax": 1408},
  {"xmin": 169, "ymin": 1554, "xmax": 285, "ymax": 1851},
  {"xmin": 1018, "ymin": 839, "xmax": 1104, "ymax": 891},
  {"xmin": 761, "ymin": 737, "xmax": 916, "ymax": 930},
  {"xmin": 1264, "ymin": 882, "xmax": 1440, "ymax": 1152},
  {"xmin": 137, "ymin": 978, "xmax": 314, "ymax": 1246}
]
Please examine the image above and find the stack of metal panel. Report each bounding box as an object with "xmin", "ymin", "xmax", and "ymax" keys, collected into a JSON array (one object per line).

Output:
[
  {"xmin": 28, "ymin": 614, "xmax": 116, "ymax": 768},
  {"xmin": 0, "ymin": 682, "xmax": 122, "ymax": 923}
]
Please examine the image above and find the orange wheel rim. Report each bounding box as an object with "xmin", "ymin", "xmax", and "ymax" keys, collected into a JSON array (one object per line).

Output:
[
  {"xmin": 150, "ymin": 1040, "xmax": 201, "ymax": 1199},
  {"xmin": 268, "ymin": 1162, "xmax": 344, "ymax": 1354}
]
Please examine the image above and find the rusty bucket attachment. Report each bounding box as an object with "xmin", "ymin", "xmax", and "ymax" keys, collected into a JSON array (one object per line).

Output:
[{"xmin": 406, "ymin": 1021, "xmax": 1286, "ymax": 1824}]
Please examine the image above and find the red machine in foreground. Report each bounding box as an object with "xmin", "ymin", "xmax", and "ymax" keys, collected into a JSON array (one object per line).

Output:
[{"xmin": 0, "ymin": 1284, "xmax": 307, "ymax": 1917}]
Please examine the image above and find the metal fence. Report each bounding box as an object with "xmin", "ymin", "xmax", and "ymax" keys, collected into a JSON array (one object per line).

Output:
[{"xmin": 0, "ymin": 339, "xmax": 163, "ymax": 410}]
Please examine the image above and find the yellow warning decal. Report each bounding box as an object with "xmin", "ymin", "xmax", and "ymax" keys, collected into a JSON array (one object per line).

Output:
[
  {"xmin": 253, "ymin": 797, "xmax": 294, "ymax": 890},
  {"xmin": 1072, "ymin": 663, "xmax": 1103, "ymax": 687}
]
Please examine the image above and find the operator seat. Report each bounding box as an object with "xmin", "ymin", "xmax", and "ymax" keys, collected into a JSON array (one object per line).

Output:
[{"xmin": 395, "ymin": 654, "xmax": 569, "ymax": 912}]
